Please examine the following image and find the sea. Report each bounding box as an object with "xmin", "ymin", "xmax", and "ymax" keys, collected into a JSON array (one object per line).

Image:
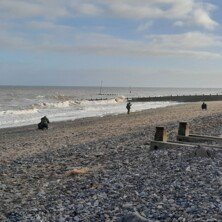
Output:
[{"xmin": 1, "ymin": 86, "xmax": 222, "ymax": 129}]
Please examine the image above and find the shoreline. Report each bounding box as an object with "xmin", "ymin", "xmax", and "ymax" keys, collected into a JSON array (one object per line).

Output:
[
  {"xmin": 0, "ymin": 100, "xmax": 217, "ymax": 131},
  {"xmin": 2, "ymin": 92, "xmax": 222, "ymax": 130},
  {"xmin": 0, "ymin": 100, "xmax": 179, "ymax": 130},
  {"xmin": 1, "ymin": 101, "xmax": 222, "ymax": 221},
  {"xmin": 0, "ymin": 101, "xmax": 221, "ymax": 162}
]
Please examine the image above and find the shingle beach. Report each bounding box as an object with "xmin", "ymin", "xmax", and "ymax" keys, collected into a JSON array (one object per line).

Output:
[{"xmin": 0, "ymin": 102, "xmax": 222, "ymax": 222}]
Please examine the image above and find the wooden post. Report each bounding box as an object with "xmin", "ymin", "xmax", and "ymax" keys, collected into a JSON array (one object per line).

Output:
[
  {"xmin": 154, "ymin": 127, "xmax": 168, "ymax": 142},
  {"xmin": 178, "ymin": 122, "xmax": 189, "ymax": 136}
]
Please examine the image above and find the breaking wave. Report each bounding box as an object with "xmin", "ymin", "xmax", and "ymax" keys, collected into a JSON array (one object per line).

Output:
[
  {"xmin": 30, "ymin": 96, "xmax": 126, "ymax": 109},
  {"xmin": 31, "ymin": 100, "xmax": 78, "ymax": 109},
  {"xmin": 0, "ymin": 95, "xmax": 126, "ymax": 117},
  {"xmin": 114, "ymin": 96, "xmax": 126, "ymax": 103}
]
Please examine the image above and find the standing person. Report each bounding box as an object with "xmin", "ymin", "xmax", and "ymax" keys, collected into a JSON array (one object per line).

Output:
[
  {"xmin": 201, "ymin": 102, "xmax": 207, "ymax": 110},
  {"xmin": 126, "ymin": 102, "xmax": 132, "ymax": 114}
]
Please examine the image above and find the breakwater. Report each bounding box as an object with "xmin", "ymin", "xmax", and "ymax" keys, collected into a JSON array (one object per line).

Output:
[{"xmin": 128, "ymin": 94, "xmax": 222, "ymax": 102}]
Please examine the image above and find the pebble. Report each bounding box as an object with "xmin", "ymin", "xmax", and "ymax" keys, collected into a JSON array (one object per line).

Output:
[
  {"xmin": 74, "ymin": 216, "xmax": 80, "ymax": 221},
  {"xmin": 168, "ymin": 199, "xmax": 175, "ymax": 204},
  {"xmin": 1, "ymin": 119, "xmax": 222, "ymax": 221}
]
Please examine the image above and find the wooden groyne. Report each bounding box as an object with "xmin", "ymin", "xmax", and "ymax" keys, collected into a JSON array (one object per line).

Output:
[
  {"xmin": 98, "ymin": 93, "xmax": 118, "ymax": 96},
  {"xmin": 128, "ymin": 94, "xmax": 222, "ymax": 102},
  {"xmin": 150, "ymin": 122, "xmax": 222, "ymax": 153}
]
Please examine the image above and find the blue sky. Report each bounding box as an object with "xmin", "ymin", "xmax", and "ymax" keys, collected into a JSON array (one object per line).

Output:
[{"xmin": 1, "ymin": 0, "xmax": 222, "ymax": 87}]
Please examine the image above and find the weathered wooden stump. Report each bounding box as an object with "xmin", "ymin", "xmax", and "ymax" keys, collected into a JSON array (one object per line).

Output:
[
  {"xmin": 178, "ymin": 122, "xmax": 189, "ymax": 137},
  {"xmin": 154, "ymin": 126, "xmax": 168, "ymax": 142}
]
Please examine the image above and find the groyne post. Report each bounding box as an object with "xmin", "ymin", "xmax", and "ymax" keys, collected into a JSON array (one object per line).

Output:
[
  {"xmin": 154, "ymin": 127, "xmax": 168, "ymax": 142},
  {"xmin": 178, "ymin": 122, "xmax": 189, "ymax": 136}
]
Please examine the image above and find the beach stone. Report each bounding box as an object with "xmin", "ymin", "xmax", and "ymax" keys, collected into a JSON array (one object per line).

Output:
[
  {"xmin": 168, "ymin": 199, "xmax": 175, "ymax": 204},
  {"xmin": 185, "ymin": 166, "xmax": 191, "ymax": 172},
  {"xmin": 191, "ymin": 147, "xmax": 213, "ymax": 158},
  {"xmin": 157, "ymin": 205, "xmax": 163, "ymax": 209},
  {"xmin": 123, "ymin": 203, "xmax": 134, "ymax": 209},
  {"xmin": 178, "ymin": 216, "xmax": 184, "ymax": 221},
  {"xmin": 186, "ymin": 206, "xmax": 196, "ymax": 213},
  {"xmin": 94, "ymin": 200, "xmax": 99, "ymax": 207},
  {"xmin": 58, "ymin": 216, "xmax": 66, "ymax": 222},
  {"xmin": 139, "ymin": 191, "xmax": 147, "ymax": 198},
  {"xmin": 6, "ymin": 212, "xmax": 23, "ymax": 222},
  {"xmin": 2, "ymin": 109, "xmax": 222, "ymax": 222},
  {"xmin": 118, "ymin": 212, "xmax": 149, "ymax": 222},
  {"xmin": 218, "ymin": 177, "xmax": 222, "ymax": 186},
  {"xmin": 0, "ymin": 183, "xmax": 7, "ymax": 190}
]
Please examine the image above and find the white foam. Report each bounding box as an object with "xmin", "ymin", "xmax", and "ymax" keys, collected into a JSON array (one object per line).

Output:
[
  {"xmin": 42, "ymin": 101, "xmax": 72, "ymax": 108},
  {"xmin": 115, "ymin": 96, "xmax": 126, "ymax": 103},
  {"xmin": 32, "ymin": 100, "xmax": 78, "ymax": 109},
  {"xmin": 0, "ymin": 101, "xmax": 180, "ymax": 129}
]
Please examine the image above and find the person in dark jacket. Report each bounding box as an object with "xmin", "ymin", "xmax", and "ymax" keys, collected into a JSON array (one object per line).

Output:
[
  {"xmin": 201, "ymin": 102, "xmax": 207, "ymax": 110},
  {"xmin": 126, "ymin": 102, "xmax": 132, "ymax": 114},
  {"xmin": 38, "ymin": 116, "xmax": 50, "ymax": 130}
]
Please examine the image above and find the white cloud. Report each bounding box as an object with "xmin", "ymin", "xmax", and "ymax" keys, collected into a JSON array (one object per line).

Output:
[
  {"xmin": 147, "ymin": 32, "xmax": 222, "ymax": 49},
  {"xmin": 0, "ymin": 0, "xmax": 68, "ymax": 19},
  {"xmin": 0, "ymin": 1, "xmax": 44, "ymax": 19},
  {"xmin": 66, "ymin": 32, "xmax": 222, "ymax": 59},
  {"xmin": 0, "ymin": 0, "xmax": 218, "ymax": 30},
  {"xmin": 0, "ymin": 1, "xmax": 220, "ymax": 60},
  {"xmin": 193, "ymin": 8, "xmax": 218, "ymax": 30},
  {"xmin": 25, "ymin": 21, "xmax": 75, "ymax": 32},
  {"xmin": 108, "ymin": 2, "xmax": 163, "ymax": 19},
  {"xmin": 174, "ymin": 21, "xmax": 185, "ymax": 27},
  {"xmin": 3, "ymin": 31, "xmax": 220, "ymax": 59},
  {"xmin": 71, "ymin": 0, "xmax": 218, "ymax": 30},
  {"xmin": 137, "ymin": 21, "xmax": 153, "ymax": 32},
  {"xmin": 74, "ymin": 3, "xmax": 102, "ymax": 16}
]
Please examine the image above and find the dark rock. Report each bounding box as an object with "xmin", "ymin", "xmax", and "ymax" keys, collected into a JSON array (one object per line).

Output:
[
  {"xmin": 118, "ymin": 212, "xmax": 149, "ymax": 222},
  {"xmin": 191, "ymin": 146, "xmax": 214, "ymax": 158}
]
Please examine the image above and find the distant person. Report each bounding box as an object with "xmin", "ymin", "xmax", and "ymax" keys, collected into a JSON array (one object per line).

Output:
[
  {"xmin": 38, "ymin": 116, "xmax": 50, "ymax": 130},
  {"xmin": 126, "ymin": 102, "xmax": 132, "ymax": 114},
  {"xmin": 201, "ymin": 102, "xmax": 207, "ymax": 110}
]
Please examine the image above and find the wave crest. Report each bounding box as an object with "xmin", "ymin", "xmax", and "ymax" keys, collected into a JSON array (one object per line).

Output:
[{"xmin": 31, "ymin": 100, "xmax": 78, "ymax": 109}]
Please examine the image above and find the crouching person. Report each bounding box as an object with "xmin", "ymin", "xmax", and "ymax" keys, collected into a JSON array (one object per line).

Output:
[{"xmin": 38, "ymin": 116, "xmax": 50, "ymax": 130}]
